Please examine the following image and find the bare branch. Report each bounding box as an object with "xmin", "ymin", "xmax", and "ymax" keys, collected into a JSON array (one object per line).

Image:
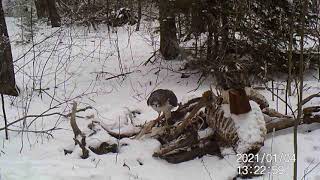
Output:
[{"xmin": 0, "ymin": 105, "xmax": 92, "ymax": 131}]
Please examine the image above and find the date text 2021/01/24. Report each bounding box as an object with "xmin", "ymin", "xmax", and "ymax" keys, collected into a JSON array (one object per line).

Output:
[{"xmin": 236, "ymin": 153, "xmax": 296, "ymax": 163}]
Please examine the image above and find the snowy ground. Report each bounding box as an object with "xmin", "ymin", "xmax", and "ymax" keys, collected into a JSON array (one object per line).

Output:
[{"xmin": 1, "ymin": 18, "xmax": 320, "ymax": 180}]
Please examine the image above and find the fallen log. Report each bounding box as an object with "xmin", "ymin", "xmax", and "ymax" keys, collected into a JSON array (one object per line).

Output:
[
  {"xmin": 263, "ymin": 107, "xmax": 291, "ymax": 118},
  {"xmin": 301, "ymin": 92, "xmax": 320, "ymax": 106},
  {"xmin": 303, "ymin": 106, "xmax": 320, "ymax": 116},
  {"xmin": 265, "ymin": 107, "xmax": 320, "ymax": 133}
]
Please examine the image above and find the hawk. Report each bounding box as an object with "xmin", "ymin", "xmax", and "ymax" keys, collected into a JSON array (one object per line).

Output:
[{"xmin": 147, "ymin": 89, "xmax": 178, "ymax": 124}]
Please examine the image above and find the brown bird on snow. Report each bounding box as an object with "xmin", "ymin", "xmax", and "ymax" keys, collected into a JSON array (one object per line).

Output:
[{"xmin": 147, "ymin": 89, "xmax": 178, "ymax": 125}]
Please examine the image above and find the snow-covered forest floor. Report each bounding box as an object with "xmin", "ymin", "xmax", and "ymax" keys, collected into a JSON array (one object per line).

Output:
[{"xmin": 1, "ymin": 18, "xmax": 320, "ymax": 180}]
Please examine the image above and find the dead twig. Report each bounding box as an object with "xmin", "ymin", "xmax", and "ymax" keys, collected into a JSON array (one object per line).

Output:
[{"xmin": 105, "ymin": 72, "xmax": 133, "ymax": 80}]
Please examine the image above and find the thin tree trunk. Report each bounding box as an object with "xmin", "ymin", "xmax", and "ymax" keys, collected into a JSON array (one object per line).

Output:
[
  {"xmin": 288, "ymin": 3, "xmax": 294, "ymax": 96},
  {"xmin": 136, "ymin": 0, "xmax": 142, "ymax": 31},
  {"xmin": 46, "ymin": 0, "xmax": 61, "ymax": 27},
  {"xmin": 207, "ymin": 31, "xmax": 213, "ymax": 61},
  {"xmin": 213, "ymin": 17, "xmax": 219, "ymax": 58},
  {"xmin": 177, "ymin": 13, "xmax": 182, "ymax": 42},
  {"xmin": 221, "ymin": 1, "xmax": 229, "ymax": 50},
  {"xmin": 207, "ymin": 14, "xmax": 213, "ymax": 61},
  {"xmin": 1, "ymin": 94, "xmax": 8, "ymax": 140},
  {"xmin": 106, "ymin": 0, "xmax": 110, "ymax": 32},
  {"xmin": 294, "ymin": 0, "xmax": 307, "ymax": 179},
  {"xmin": 318, "ymin": 38, "xmax": 320, "ymax": 80}
]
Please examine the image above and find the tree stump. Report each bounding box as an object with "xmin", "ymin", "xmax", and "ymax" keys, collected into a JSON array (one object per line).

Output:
[{"xmin": 229, "ymin": 88, "xmax": 251, "ymax": 115}]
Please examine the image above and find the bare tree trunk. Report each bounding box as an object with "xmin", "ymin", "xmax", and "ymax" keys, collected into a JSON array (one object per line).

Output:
[
  {"xmin": 106, "ymin": 0, "xmax": 110, "ymax": 32},
  {"xmin": 221, "ymin": 1, "xmax": 229, "ymax": 50},
  {"xmin": 0, "ymin": 0, "xmax": 18, "ymax": 96},
  {"xmin": 288, "ymin": 3, "xmax": 294, "ymax": 96},
  {"xmin": 136, "ymin": 0, "xmax": 142, "ymax": 31},
  {"xmin": 159, "ymin": 0, "xmax": 179, "ymax": 60},
  {"xmin": 207, "ymin": 14, "xmax": 213, "ymax": 61},
  {"xmin": 213, "ymin": 18, "xmax": 219, "ymax": 58},
  {"xmin": 294, "ymin": 0, "xmax": 307, "ymax": 179},
  {"xmin": 34, "ymin": 0, "xmax": 48, "ymax": 19},
  {"xmin": 46, "ymin": 0, "xmax": 61, "ymax": 27},
  {"xmin": 318, "ymin": 38, "xmax": 320, "ymax": 81},
  {"xmin": 0, "ymin": 0, "xmax": 18, "ymax": 140},
  {"xmin": 1, "ymin": 94, "xmax": 8, "ymax": 140}
]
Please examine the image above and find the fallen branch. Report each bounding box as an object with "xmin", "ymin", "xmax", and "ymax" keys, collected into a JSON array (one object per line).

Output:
[
  {"xmin": 70, "ymin": 102, "xmax": 89, "ymax": 159},
  {"xmin": 301, "ymin": 92, "xmax": 320, "ymax": 106},
  {"xmin": 74, "ymin": 137, "xmax": 89, "ymax": 159},
  {"xmin": 94, "ymin": 121, "xmax": 139, "ymax": 139},
  {"xmin": 70, "ymin": 102, "xmax": 83, "ymax": 138}
]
